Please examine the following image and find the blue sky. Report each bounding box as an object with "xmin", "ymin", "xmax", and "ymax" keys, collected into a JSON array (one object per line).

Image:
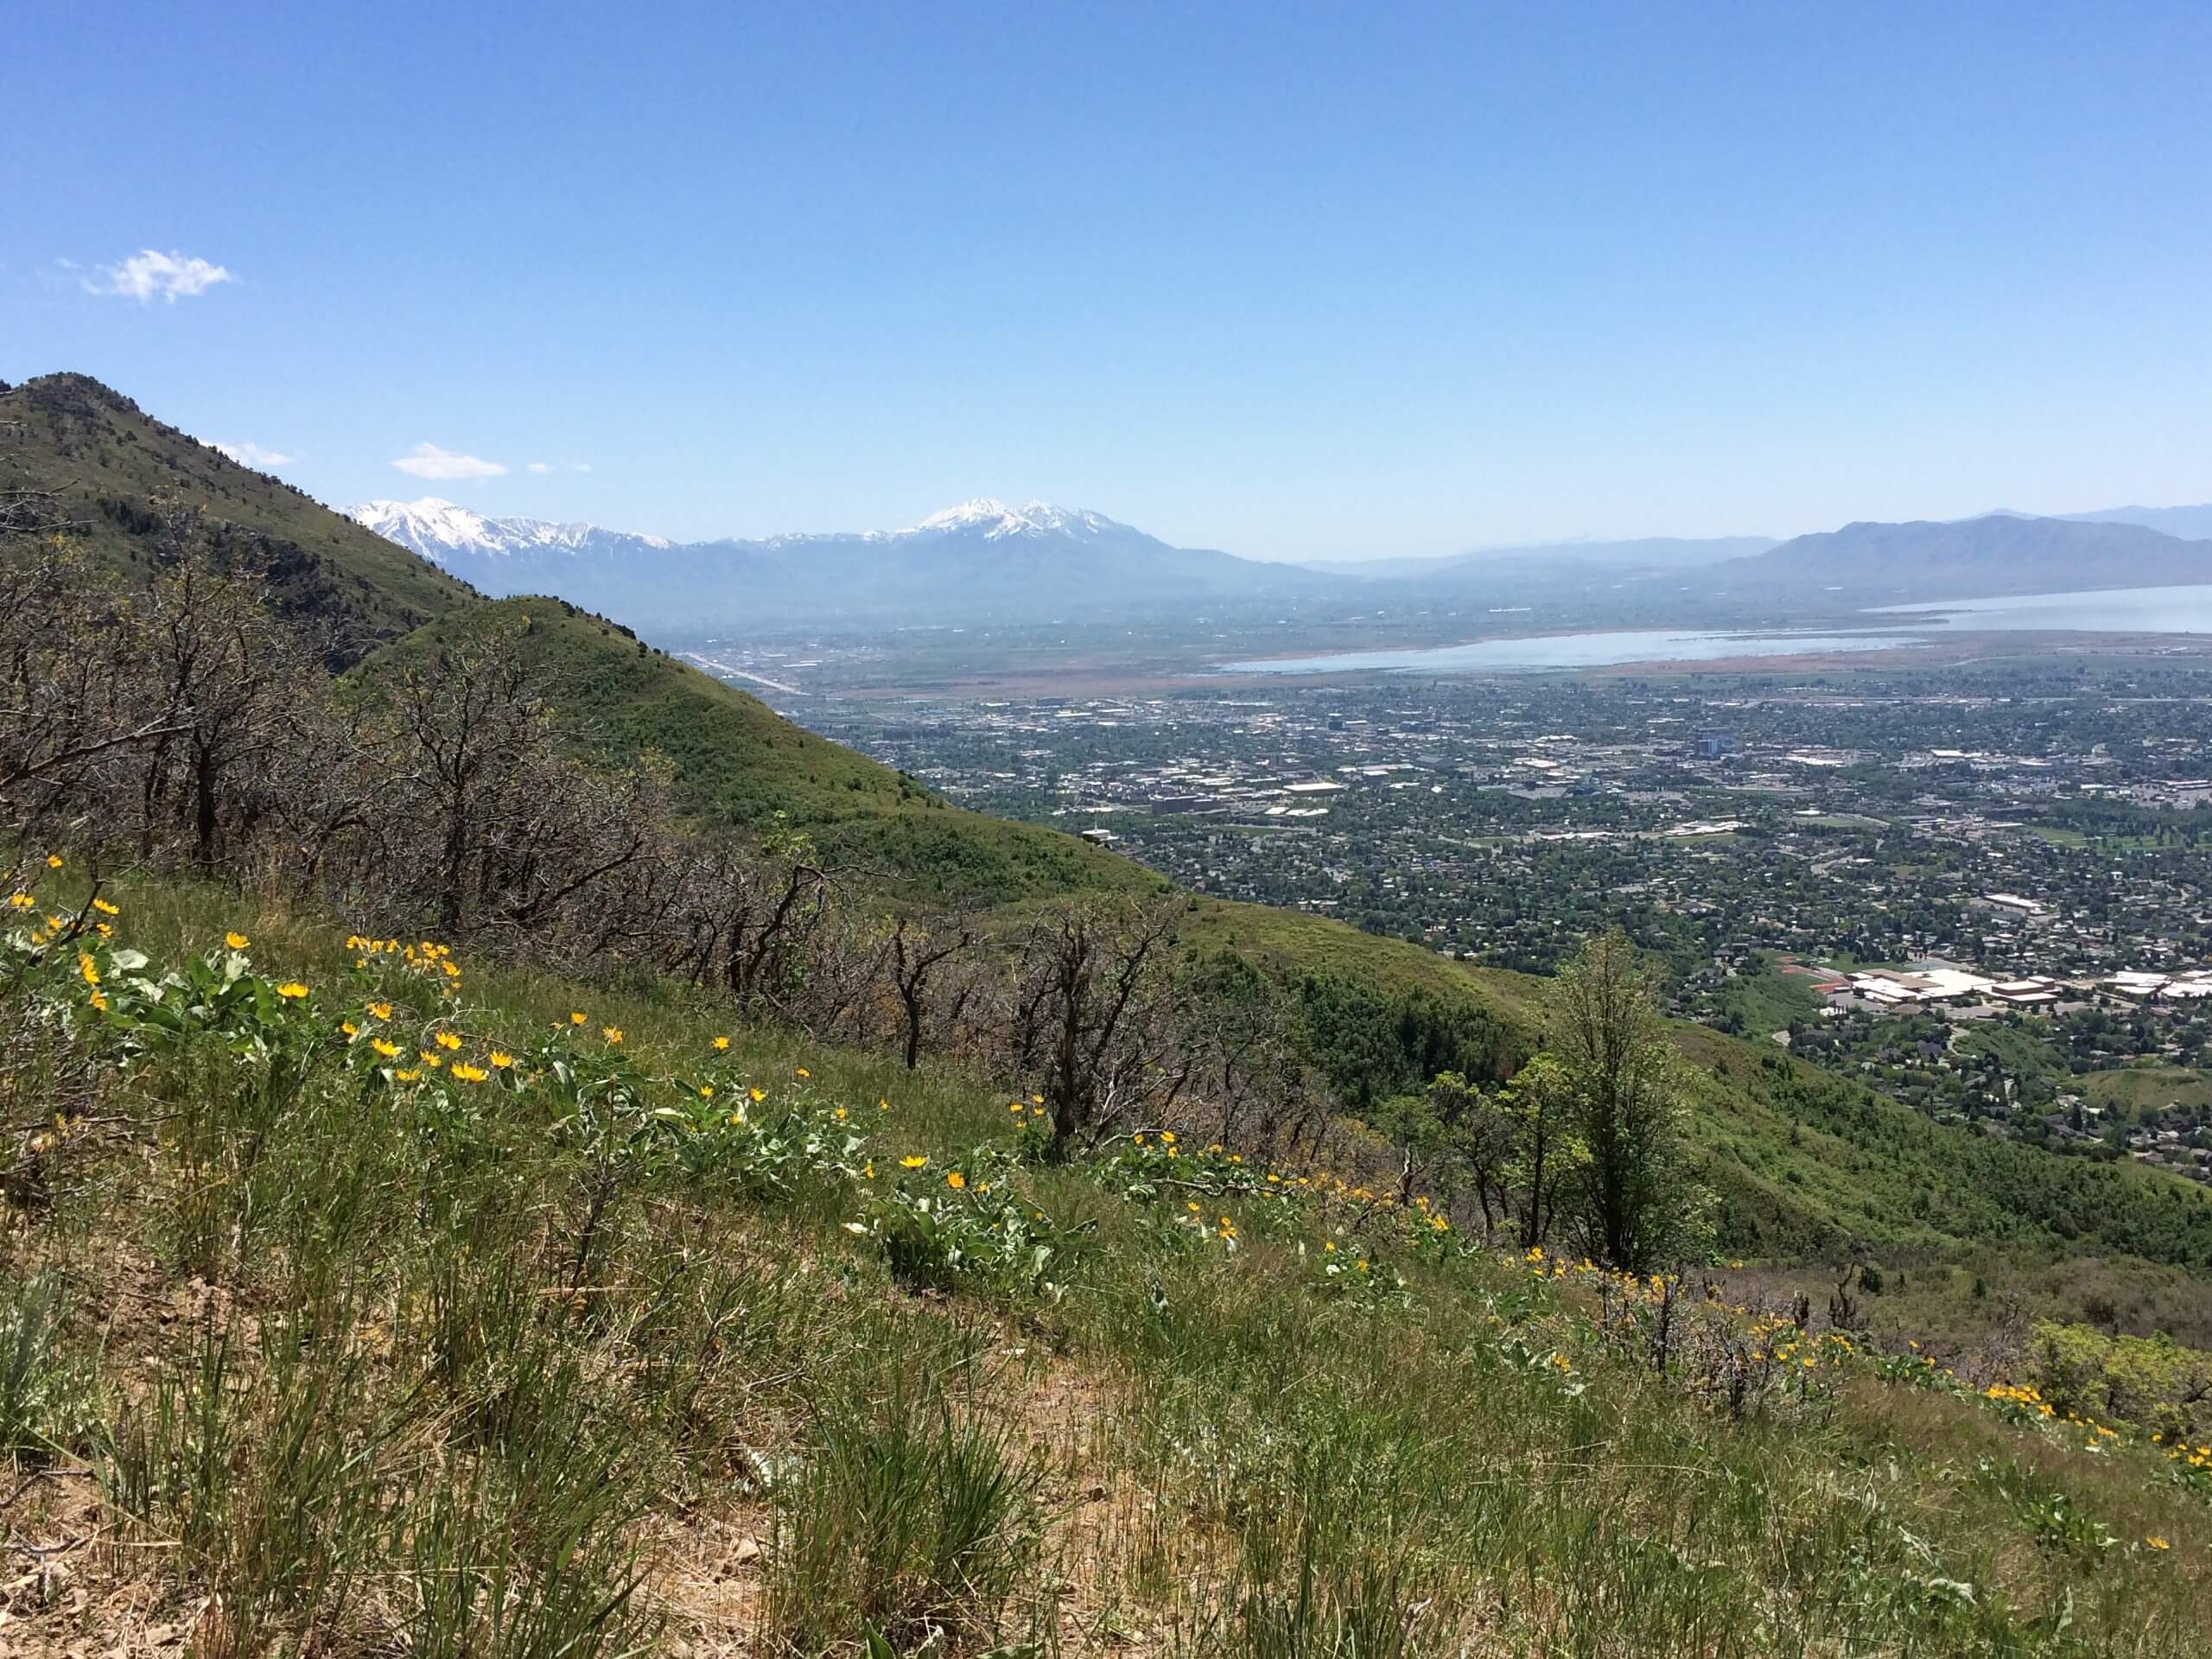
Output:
[{"xmin": 8, "ymin": 2, "xmax": 2210, "ymax": 561}]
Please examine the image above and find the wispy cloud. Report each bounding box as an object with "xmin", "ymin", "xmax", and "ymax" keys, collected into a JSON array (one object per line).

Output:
[
  {"xmin": 213, "ymin": 440, "xmax": 295, "ymax": 468},
  {"xmin": 571, "ymin": 461, "xmax": 594, "ymax": 474},
  {"xmin": 392, "ymin": 442, "xmax": 507, "ymax": 480},
  {"xmin": 527, "ymin": 461, "xmax": 552, "ymax": 474},
  {"xmin": 89, "ymin": 249, "xmax": 236, "ymax": 302}
]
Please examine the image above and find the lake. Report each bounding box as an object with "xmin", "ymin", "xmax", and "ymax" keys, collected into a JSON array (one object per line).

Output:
[{"xmin": 1220, "ymin": 584, "xmax": 2212, "ymax": 675}]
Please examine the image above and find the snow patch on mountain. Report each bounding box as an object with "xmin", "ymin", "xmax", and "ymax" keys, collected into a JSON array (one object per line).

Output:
[
  {"xmin": 348, "ymin": 496, "xmax": 1136, "ymax": 564},
  {"xmin": 346, "ymin": 498, "xmax": 671, "ymax": 560},
  {"xmin": 911, "ymin": 499, "xmax": 1128, "ymax": 540}
]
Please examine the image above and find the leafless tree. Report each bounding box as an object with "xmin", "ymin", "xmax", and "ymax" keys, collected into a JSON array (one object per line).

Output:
[
  {"xmin": 1011, "ymin": 898, "xmax": 1185, "ymax": 1157},
  {"xmin": 887, "ymin": 914, "xmax": 976, "ymax": 1068}
]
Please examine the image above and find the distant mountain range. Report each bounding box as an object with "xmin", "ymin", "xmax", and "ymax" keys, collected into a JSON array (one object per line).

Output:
[
  {"xmin": 1707, "ymin": 515, "xmax": 2212, "ymax": 605},
  {"xmin": 353, "ymin": 488, "xmax": 2212, "ymax": 633},
  {"xmin": 348, "ymin": 495, "xmax": 1319, "ymax": 630},
  {"xmin": 17, "ymin": 359, "xmax": 2212, "ymax": 685},
  {"xmin": 2001, "ymin": 504, "xmax": 2212, "ymax": 543}
]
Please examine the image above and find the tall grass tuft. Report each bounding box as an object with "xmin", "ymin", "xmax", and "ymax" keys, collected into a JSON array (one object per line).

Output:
[
  {"xmin": 768, "ymin": 1375, "xmax": 1046, "ymax": 1653},
  {"xmin": 0, "ymin": 1271, "xmax": 98, "ymax": 1466}
]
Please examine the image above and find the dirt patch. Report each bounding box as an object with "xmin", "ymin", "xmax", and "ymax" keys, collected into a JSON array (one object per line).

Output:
[{"xmin": 639, "ymin": 1503, "xmax": 773, "ymax": 1657}]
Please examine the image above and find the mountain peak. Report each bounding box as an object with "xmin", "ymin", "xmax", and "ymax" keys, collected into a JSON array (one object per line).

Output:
[{"xmin": 911, "ymin": 499, "xmax": 1127, "ymax": 540}]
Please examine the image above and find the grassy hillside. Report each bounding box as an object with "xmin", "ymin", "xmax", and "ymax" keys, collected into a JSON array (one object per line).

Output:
[
  {"xmin": 6, "ymin": 873, "xmax": 2208, "ymax": 1656},
  {"xmin": 2086, "ymin": 1065, "xmax": 2212, "ymax": 1117},
  {"xmin": 0, "ymin": 372, "xmax": 474, "ymax": 658}
]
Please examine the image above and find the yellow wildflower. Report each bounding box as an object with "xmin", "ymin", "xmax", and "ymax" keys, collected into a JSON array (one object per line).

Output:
[
  {"xmin": 946, "ymin": 1171, "xmax": 966, "ymax": 1190},
  {"xmin": 713, "ymin": 1035, "xmax": 730, "ymax": 1051},
  {"xmin": 226, "ymin": 931, "xmax": 250, "ymax": 950},
  {"xmin": 276, "ymin": 982, "xmax": 309, "ymax": 1000},
  {"xmin": 899, "ymin": 1154, "xmax": 927, "ymax": 1170},
  {"xmin": 92, "ymin": 897, "xmax": 119, "ymax": 916},
  {"xmin": 602, "ymin": 1027, "xmax": 623, "ymax": 1045}
]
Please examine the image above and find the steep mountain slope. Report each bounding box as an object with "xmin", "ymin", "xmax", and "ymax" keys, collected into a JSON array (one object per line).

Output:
[
  {"xmin": 0, "ymin": 373, "xmax": 1146, "ymax": 907},
  {"xmin": 345, "ymin": 493, "xmax": 1323, "ymax": 631},
  {"xmin": 1708, "ymin": 515, "xmax": 2212, "ymax": 604},
  {"xmin": 0, "ymin": 372, "xmax": 474, "ymax": 659}
]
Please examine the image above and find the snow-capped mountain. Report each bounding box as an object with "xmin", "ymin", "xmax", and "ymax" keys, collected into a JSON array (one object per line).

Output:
[
  {"xmin": 908, "ymin": 499, "xmax": 1129, "ymax": 541},
  {"xmin": 346, "ymin": 495, "xmax": 1319, "ymax": 632},
  {"xmin": 348, "ymin": 498, "xmax": 670, "ymax": 561}
]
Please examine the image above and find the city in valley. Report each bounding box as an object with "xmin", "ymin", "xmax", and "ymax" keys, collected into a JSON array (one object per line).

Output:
[{"xmin": 692, "ymin": 639, "xmax": 2212, "ymax": 1183}]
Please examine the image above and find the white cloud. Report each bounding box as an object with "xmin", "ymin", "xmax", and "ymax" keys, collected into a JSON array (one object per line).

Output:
[
  {"xmin": 90, "ymin": 249, "xmax": 236, "ymax": 303},
  {"xmin": 213, "ymin": 440, "xmax": 296, "ymax": 468},
  {"xmin": 527, "ymin": 461, "xmax": 552, "ymax": 474},
  {"xmin": 391, "ymin": 442, "xmax": 507, "ymax": 480},
  {"xmin": 571, "ymin": 461, "xmax": 594, "ymax": 473}
]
